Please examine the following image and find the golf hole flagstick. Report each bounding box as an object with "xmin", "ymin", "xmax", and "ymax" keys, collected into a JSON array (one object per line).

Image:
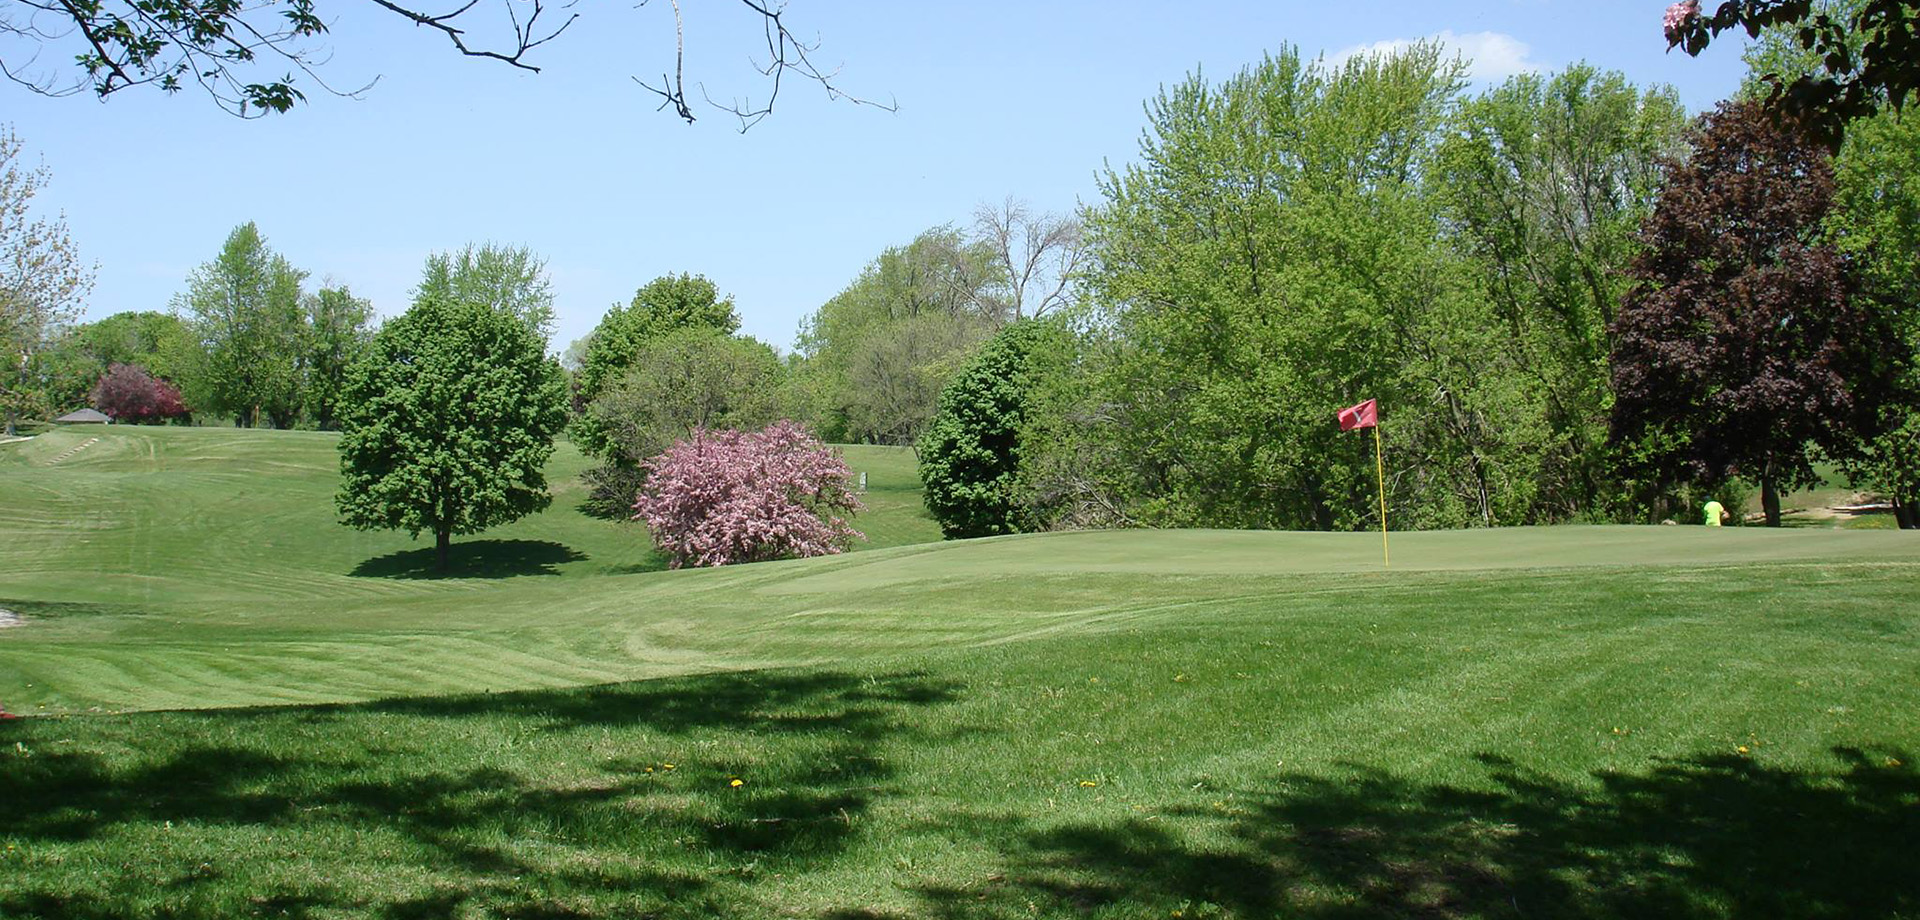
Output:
[{"xmin": 1337, "ymin": 399, "xmax": 1388, "ymax": 568}]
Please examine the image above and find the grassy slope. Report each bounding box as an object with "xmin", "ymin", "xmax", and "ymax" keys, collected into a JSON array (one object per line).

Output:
[
  {"xmin": 1, "ymin": 427, "xmax": 1917, "ymax": 918},
  {"xmin": 0, "ymin": 426, "xmax": 949, "ymax": 711}
]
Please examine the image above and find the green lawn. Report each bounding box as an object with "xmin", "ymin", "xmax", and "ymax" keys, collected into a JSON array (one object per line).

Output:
[{"xmin": 1, "ymin": 426, "xmax": 1916, "ymax": 919}]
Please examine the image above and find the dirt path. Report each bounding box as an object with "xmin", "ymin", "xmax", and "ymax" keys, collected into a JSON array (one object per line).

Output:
[{"xmin": 1749, "ymin": 495, "xmax": 1895, "ymax": 526}]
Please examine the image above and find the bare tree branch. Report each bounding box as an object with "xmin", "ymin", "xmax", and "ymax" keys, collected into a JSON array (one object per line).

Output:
[
  {"xmin": 1, "ymin": 0, "xmax": 882, "ymax": 126},
  {"xmin": 630, "ymin": 0, "xmax": 894, "ymax": 130},
  {"xmin": 975, "ymin": 197, "xmax": 1086, "ymax": 322}
]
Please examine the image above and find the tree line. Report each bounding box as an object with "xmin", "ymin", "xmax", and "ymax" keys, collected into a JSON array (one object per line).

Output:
[
  {"xmin": 916, "ymin": 43, "xmax": 1917, "ymax": 534},
  {"xmin": 5, "ymin": 10, "xmax": 1914, "ymax": 554}
]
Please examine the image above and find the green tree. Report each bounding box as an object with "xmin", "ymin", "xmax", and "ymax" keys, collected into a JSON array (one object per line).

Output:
[
  {"xmin": 572, "ymin": 273, "xmax": 741, "ymax": 463},
  {"xmin": 576, "ymin": 275, "xmax": 739, "ymax": 410},
  {"xmin": 917, "ymin": 319, "xmax": 1065, "ymax": 538},
  {"xmin": 793, "ymin": 228, "xmax": 1001, "ymax": 445},
  {"xmin": 0, "ymin": 124, "xmax": 94, "ymax": 434},
  {"xmin": 1830, "ymin": 111, "xmax": 1920, "ymax": 526},
  {"xmin": 1434, "ymin": 66, "xmax": 1689, "ymax": 520},
  {"xmin": 13, "ymin": 328, "xmax": 104, "ymax": 421},
  {"xmin": 301, "ymin": 286, "xmax": 374, "ymax": 430},
  {"xmin": 335, "ymin": 295, "xmax": 567, "ymax": 570},
  {"xmin": 416, "ymin": 243, "xmax": 554, "ymax": 341},
  {"xmin": 578, "ymin": 327, "xmax": 784, "ymax": 516},
  {"xmin": 175, "ymin": 222, "xmax": 308, "ymax": 428},
  {"xmin": 1049, "ymin": 45, "xmax": 1487, "ymax": 531},
  {"xmin": 74, "ymin": 311, "xmax": 194, "ymax": 380}
]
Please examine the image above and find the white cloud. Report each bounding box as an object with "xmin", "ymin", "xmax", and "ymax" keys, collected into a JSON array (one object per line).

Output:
[{"xmin": 1329, "ymin": 30, "xmax": 1543, "ymax": 83}]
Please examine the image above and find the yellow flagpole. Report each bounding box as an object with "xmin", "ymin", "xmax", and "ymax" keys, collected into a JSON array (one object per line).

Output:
[{"xmin": 1373, "ymin": 424, "xmax": 1389, "ymax": 568}]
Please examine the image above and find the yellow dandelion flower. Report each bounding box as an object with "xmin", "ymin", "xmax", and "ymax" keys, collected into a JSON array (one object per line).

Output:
[
  {"xmin": 1079, "ymin": 780, "xmax": 1098, "ymax": 787},
  {"xmin": 662, "ymin": 763, "xmax": 676, "ymax": 770},
  {"xmin": 1736, "ymin": 745, "xmax": 1750, "ymax": 754},
  {"xmin": 729, "ymin": 778, "xmax": 744, "ymax": 788}
]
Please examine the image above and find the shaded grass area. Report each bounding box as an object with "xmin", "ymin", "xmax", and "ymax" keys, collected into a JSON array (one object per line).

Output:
[
  {"xmin": 350, "ymin": 539, "xmax": 590, "ymax": 580},
  {"xmin": 3, "ymin": 562, "xmax": 1916, "ymax": 918}
]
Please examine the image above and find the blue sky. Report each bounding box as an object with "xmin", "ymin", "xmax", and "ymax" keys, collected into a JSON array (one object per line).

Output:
[{"xmin": 8, "ymin": 1, "xmax": 1754, "ymax": 354}]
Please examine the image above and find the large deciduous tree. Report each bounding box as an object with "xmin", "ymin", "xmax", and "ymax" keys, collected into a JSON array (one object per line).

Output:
[
  {"xmin": 176, "ymin": 222, "xmax": 308, "ymax": 428},
  {"xmin": 1609, "ymin": 99, "xmax": 1899, "ymax": 526},
  {"xmin": 1829, "ymin": 110, "xmax": 1920, "ymax": 526},
  {"xmin": 575, "ymin": 273, "xmax": 740, "ymax": 421},
  {"xmin": 335, "ymin": 294, "xmax": 566, "ymax": 570},
  {"xmin": 416, "ymin": 243, "xmax": 554, "ymax": 340},
  {"xmin": 917, "ymin": 319, "xmax": 1065, "ymax": 539},
  {"xmin": 301, "ymin": 285, "xmax": 374, "ymax": 430},
  {"xmin": 577, "ymin": 327, "xmax": 784, "ymax": 516},
  {"xmin": 1039, "ymin": 45, "xmax": 1489, "ymax": 531},
  {"xmin": 0, "ymin": 124, "xmax": 93, "ymax": 434},
  {"xmin": 1435, "ymin": 65, "xmax": 1690, "ymax": 519},
  {"xmin": 793, "ymin": 227, "xmax": 1001, "ymax": 444}
]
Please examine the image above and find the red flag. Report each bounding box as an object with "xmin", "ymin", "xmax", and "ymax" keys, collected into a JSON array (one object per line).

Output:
[{"xmin": 1337, "ymin": 399, "xmax": 1377, "ymax": 431}]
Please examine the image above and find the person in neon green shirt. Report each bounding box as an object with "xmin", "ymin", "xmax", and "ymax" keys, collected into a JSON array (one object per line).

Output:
[{"xmin": 1703, "ymin": 500, "xmax": 1727, "ymax": 526}]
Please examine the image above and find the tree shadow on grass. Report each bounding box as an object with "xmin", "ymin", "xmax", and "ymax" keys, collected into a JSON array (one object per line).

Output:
[
  {"xmin": 349, "ymin": 539, "xmax": 587, "ymax": 579},
  {"xmin": 896, "ymin": 746, "xmax": 1919, "ymax": 920},
  {"xmin": 0, "ymin": 667, "xmax": 964, "ymax": 919}
]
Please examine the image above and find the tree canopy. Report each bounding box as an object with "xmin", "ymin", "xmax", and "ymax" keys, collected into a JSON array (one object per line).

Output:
[
  {"xmin": 416, "ymin": 243, "xmax": 555, "ymax": 341},
  {"xmin": 335, "ymin": 294, "xmax": 567, "ymax": 570},
  {"xmin": 174, "ymin": 222, "xmax": 308, "ymax": 429},
  {"xmin": 575, "ymin": 274, "xmax": 740, "ymax": 412},
  {"xmin": 571, "ymin": 273, "xmax": 743, "ymax": 465},
  {"xmin": 793, "ymin": 228, "xmax": 1002, "ymax": 445}
]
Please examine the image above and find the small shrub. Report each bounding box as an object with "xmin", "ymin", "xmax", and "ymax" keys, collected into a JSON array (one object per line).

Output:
[{"xmin": 633, "ymin": 421, "xmax": 863, "ymax": 567}]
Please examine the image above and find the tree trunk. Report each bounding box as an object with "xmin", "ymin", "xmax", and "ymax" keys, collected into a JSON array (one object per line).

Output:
[
  {"xmin": 1894, "ymin": 495, "xmax": 1918, "ymax": 530},
  {"xmin": 436, "ymin": 529, "xmax": 452, "ymax": 571},
  {"xmin": 1761, "ymin": 476, "xmax": 1782, "ymax": 527}
]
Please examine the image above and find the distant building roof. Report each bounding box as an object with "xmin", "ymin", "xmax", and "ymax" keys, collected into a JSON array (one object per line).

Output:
[{"xmin": 55, "ymin": 408, "xmax": 111, "ymax": 424}]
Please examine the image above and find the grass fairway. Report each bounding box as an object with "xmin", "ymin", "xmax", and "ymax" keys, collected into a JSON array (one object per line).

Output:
[{"xmin": 2, "ymin": 427, "xmax": 1917, "ymax": 919}]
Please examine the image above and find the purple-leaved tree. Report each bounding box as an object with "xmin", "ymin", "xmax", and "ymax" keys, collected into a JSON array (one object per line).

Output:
[
  {"xmin": 633, "ymin": 421, "xmax": 865, "ymax": 568},
  {"xmin": 91, "ymin": 363, "xmax": 188, "ymax": 423}
]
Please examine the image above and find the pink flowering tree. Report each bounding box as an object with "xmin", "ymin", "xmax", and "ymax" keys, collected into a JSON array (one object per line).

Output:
[{"xmin": 633, "ymin": 420, "xmax": 865, "ymax": 567}]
